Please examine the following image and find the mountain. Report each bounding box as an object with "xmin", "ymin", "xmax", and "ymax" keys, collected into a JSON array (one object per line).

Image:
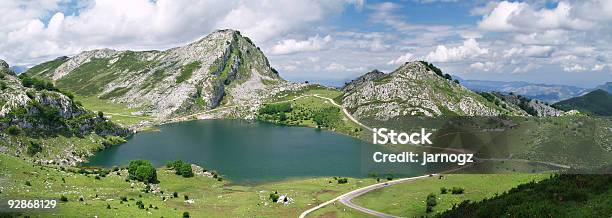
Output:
[
  {"xmin": 339, "ymin": 61, "xmax": 526, "ymax": 120},
  {"xmin": 457, "ymin": 79, "xmax": 586, "ymax": 103},
  {"xmin": 553, "ymin": 89, "xmax": 612, "ymax": 116},
  {"xmin": 483, "ymin": 92, "xmax": 564, "ymax": 117},
  {"xmin": 1, "ymin": 59, "xmax": 126, "ymax": 137},
  {"xmin": 26, "ymin": 30, "xmax": 301, "ymax": 120},
  {"xmin": 593, "ymin": 82, "xmax": 612, "ymax": 94}
]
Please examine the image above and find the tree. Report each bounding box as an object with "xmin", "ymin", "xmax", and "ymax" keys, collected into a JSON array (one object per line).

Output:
[
  {"xmin": 128, "ymin": 160, "xmax": 158, "ymax": 183},
  {"xmin": 183, "ymin": 212, "xmax": 190, "ymax": 218},
  {"xmin": 97, "ymin": 111, "xmax": 104, "ymax": 118},
  {"xmin": 6, "ymin": 125, "xmax": 22, "ymax": 135},
  {"xmin": 27, "ymin": 141, "xmax": 42, "ymax": 156},
  {"xmin": 426, "ymin": 193, "xmax": 437, "ymax": 213},
  {"xmin": 269, "ymin": 193, "xmax": 280, "ymax": 202},
  {"xmin": 178, "ymin": 163, "xmax": 194, "ymax": 178}
]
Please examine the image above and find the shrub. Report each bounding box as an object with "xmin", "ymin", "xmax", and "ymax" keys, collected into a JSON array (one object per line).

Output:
[
  {"xmin": 183, "ymin": 211, "xmax": 190, "ymax": 218},
  {"xmin": 6, "ymin": 125, "xmax": 22, "ymax": 135},
  {"xmin": 337, "ymin": 178, "xmax": 348, "ymax": 184},
  {"xmin": 451, "ymin": 187, "xmax": 465, "ymax": 194},
  {"xmin": 166, "ymin": 160, "xmax": 194, "ymax": 178},
  {"xmin": 269, "ymin": 193, "xmax": 279, "ymax": 202},
  {"xmin": 440, "ymin": 187, "xmax": 448, "ymax": 194},
  {"xmin": 173, "ymin": 192, "xmax": 178, "ymax": 198},
  {"xmin": 258, "ymin": 102, "xmax": 292, "ymax": 115},
  {"xmin": 128, "ymin": 160, "xmax": 158, "ymax": 183},
  {"xmin": 27, "ymin": 141, "xmax": 42, "ymax": 156},
  {"xmin": 60, "ymin": 195, "xmax": 68, "ymax": 202},
  {"xmin": 426, "ymin": 193, "xmax": 437, "ymax": 213},
  {"xmin": 25, "ymin": 181, "xmax": 31, "ymax": 186}
]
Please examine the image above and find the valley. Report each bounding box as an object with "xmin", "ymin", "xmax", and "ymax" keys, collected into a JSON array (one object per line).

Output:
[{"xmin": 1, "ymin": 29, "xmax": 611, "ymax": 218}]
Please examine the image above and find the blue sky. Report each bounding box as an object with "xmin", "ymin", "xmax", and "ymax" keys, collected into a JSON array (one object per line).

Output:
[{"xmin": 1, "ymin": 0, "xmax": 611, "ymax": 88}]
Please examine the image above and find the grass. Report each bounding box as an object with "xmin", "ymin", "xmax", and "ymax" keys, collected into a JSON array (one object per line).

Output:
[
  {"xmin": 0, "ymin": 153, "xmax": 380, "ymax": 217},
  {"xmin": 176, "ymin": 61, "xmax": 201, "ymax": 83},
  {"xmin": 75, "ymin": 95, "xmax": 154, "ymax": 126},
  {"xmin": 350, "ymin": 174, "xmax": 550, "ymax": 217},
  {"xmin": 23, "ymin": 58, "xmax": 67, "ymax": 78},
  {"xmin": 56, "ymin": 58, "xmax": 114, "ymax": 96},
  {"xmin": 259, "ymin": 86, "xmax": 363, "ymax": 137}
]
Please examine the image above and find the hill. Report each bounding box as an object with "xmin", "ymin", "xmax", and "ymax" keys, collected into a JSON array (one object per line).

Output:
[
  {"xmin": 458, "ymin": 79, "xmax": 586, "ymax": 103},
  {"xmin": 553, "ymin": 89, "xmax": 612, "ymax": 116},
  {"xmin": 436, "ymin": 174, "xmax": 612, "ymax": 217},
  {"xmin": 25, "ymin": 30, "xmax": 302, "ymax": 122},
  {"xmin": 593, "ymin": 82, "xmax": 612, "ymax": 94},
  {"xmin": 1, "ymin": 59, "xmax": 128, "ymax": 165},
  {"xmin": 339, "ymin": 61, "xmax": 526, "ymax": 121}
]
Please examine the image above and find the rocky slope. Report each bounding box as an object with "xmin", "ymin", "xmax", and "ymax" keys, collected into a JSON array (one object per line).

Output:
[
  {"xmin": 458, "ymin": 79, "xmax": 586, "ymax": 103},
  {"xmin": 340, "ymin": 61, "xmax": 526, "ymax": 120},
  {"xmin": 26, "ymin": 29, "xmax": 302, "ymax": 120},
  {"xmin": 488, "ymin": 92, "xmax": 564, "ymax": 117},
  {"xmin": 1, "ymin": 60, "xmax": 127, "ymax": 137}
]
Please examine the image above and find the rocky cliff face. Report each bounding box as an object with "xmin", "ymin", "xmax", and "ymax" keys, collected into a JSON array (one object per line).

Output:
[
  {"xmin": 28, "ymin": 29, "xmax": 300, "ymax": 120},
  {"xmin": 340, "ymin": 62, "xmax": 525, "ymax": 120},
  {"xmin": 495, "ymin": 93, "xmax": 563, "ymax": 116},
  {"xmin": 0, "ymin": 60, "xmax": 127, "ymax": 136}
]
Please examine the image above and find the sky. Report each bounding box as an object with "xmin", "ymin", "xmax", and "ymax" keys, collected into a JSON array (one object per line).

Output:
[{"xmin": 0, "ymin": 0, "xmax": 611, "ymax": 88}]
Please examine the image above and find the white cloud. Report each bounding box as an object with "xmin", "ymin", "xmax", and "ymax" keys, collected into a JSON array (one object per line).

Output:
[
  {"xmin": 504, "ymin": 46, "xmax": 555, "ymax": 58},
  {"xmin": 591, "ymin": 64, "xmax": 606, "ymax": 71},
  {"xmin": 469, "ymin": 61, "xmax": 500, "ymax": 72},
  {"xmin": 0, "ymin": 0, "xmax": 360, "ymax": 65},
  {"xmin": 324, "ymin": 62, "xmax": 364, "ymax": 72},
  {"xmin": 387, "ymin": 52, "xmax": 414, "ymax": 65},
  {"xmin": 478, "ymin": 1, "xmax": 593, "ymax": 32},
  {"xmin": 563, "ymin": 63, "xmax": 587, "ymax": 72},
  {"xmin": 269, "ymin": 35, "xmax": 332, "ymax": 55},
  {"xmin": 512, "ymin": 63, "xmax": 539, "ymax": 74},
  {"xmin": 425, "ymin": 38, "xmax": 488, "ymax": 62}
]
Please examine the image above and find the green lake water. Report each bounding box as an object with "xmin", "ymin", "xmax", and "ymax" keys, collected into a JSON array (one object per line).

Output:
[{"xmin": 86, "ymin": 120, "xmax": 449, "ymax": 184}]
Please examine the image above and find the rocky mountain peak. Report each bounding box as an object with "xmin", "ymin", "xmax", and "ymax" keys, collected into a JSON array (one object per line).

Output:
[
  {"xmin": 24, "ymin": 29, "xmax": 297, "ymax": 122},
  {"xmin": 0, "ymin": 59, "xmax": 9, "ymax": 70}
]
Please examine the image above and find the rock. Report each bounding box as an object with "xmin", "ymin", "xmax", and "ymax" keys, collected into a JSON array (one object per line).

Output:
[{"xmin": 340, "ymin": 61, "xmax": 523, "ymax": 120}]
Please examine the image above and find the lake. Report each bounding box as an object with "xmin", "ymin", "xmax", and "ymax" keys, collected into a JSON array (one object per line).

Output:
[{"xmin": 86, "ymin": 120, "xmax": 450, "ymax": 184}]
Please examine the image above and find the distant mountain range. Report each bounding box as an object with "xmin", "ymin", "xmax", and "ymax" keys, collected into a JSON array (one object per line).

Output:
[
  {"xmin": 553, "ymin": 89, "xmax": 612, "ymax": 116},
  {"xmin": 457, "ymin": 78, "xmax": 588, "ymax": 103},
  {"xmin": 593, "ymin": 82, "xmax": 612, "ymax": 94}
]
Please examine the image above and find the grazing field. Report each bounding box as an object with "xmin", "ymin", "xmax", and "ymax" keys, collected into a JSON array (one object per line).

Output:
[
  {"xmin": 75, "ymin": 95, "xmax": 155, "ymax": 127},
  {"xmin": 0, "ymin": 153, "xmax": 382, "ymax": 217},
  {"xmin": 350, "ymin": 174, "xmax": 550, "ymax": 217}
]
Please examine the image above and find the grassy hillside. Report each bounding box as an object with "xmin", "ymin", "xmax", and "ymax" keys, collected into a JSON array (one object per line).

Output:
[
  {"xmin": 553, "ymin": 89, "xmax": 612, "ymax": 116},
  {"xmin": 436, "ymin": 174, "xmax": 612, "ymax": 217},
  {"xmin": 0, "ymin": 153, "xmax": 381, "ymax": 217},
  {"xmin": 350, "ymin": 174, "xmax": 550, "ymax": 217}
]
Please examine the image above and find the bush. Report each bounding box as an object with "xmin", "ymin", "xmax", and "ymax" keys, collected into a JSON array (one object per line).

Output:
[
  {"xmin": 337, "ymin": 178, "xmax": 348, "ymax": 184},
  {"xmin": 166, "ymin": 160, "xmax": 194, "ymax": 178},
  {"xmin": 6, "ymin": 125, "xmax": 22, "ymax": 135},
  {"xmin": 27, "ymin": 141, "xmax": 42, "ymax": 156},
  {"xmin": 60, "ymin": 195, "xmax": 68, "ymax": 202},
  {"xmin": 25, "ymin": 181, "xmax": 31, "ymax": 186},
  {"xmin": 440, "ymin": 187, "xmax": 448, "ymax": 194},
  {"xmin": 128, "ymin": 160, "xmax": 158, "ymax": 183},
  {"xmin": 183, "ymin": 211, "xmax": 190, "ymax": 218},
  {"xmin": 269, "ymin": 193, "xmax": 279, "ymax": 202},
  {"xmin": 173, "ymin": 192, "xmax": 178, "ymax": 198},
  {"xmin": 451, "ymin": 187, "xmax": 465, "ymax": 194},
  {"xmin": 426, "ymin": 193, "xmax": 437, "ymax": 213},
  {"xmin": 258, "ymin": 102, "xmax": 292, "ymax": 115}
]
